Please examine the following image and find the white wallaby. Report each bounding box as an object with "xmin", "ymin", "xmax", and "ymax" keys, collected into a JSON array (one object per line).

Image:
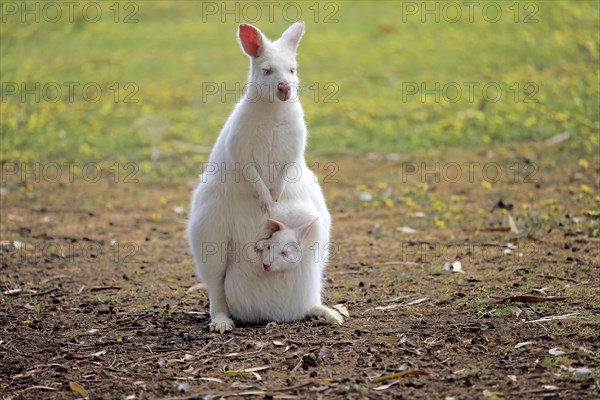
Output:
[
  {"xmin": 188, "ymin": 22, "xmax": 341, "ymax": 332},
  {"xmin": 226, "ymin": 197, "xmax": 343, "ymax": 325}
]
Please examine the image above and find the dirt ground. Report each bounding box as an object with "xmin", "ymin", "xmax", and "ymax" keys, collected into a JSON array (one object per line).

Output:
[{"xmin": 1, "ymin": 144, "xmax": 599, "ymax": 399}]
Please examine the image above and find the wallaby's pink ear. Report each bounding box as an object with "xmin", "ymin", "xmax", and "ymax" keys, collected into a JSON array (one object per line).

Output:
[
  {"xmin": 239, "ymin": 24, "xmax": 264, "ymax": 57},
  {"xmin": 266, "ymin": 218, "xmax": 285, "ymax": 233},
  {"xmin": 297, "ymin": 216, "xmax": 318, "ymax": 243},
  {"xmin": 279, "ymin": 21, "xmax": 305, "ymax": 53}
]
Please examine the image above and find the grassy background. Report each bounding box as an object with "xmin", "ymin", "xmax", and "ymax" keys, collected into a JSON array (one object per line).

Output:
[{"xmin": 1, "ymin": 1, "xmax": 598, "ymax": 176}]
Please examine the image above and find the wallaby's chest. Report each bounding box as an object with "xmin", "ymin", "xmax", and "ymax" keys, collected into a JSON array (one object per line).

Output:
[{"xmin": 229, "ymin": 118, "xmax": 305, "ymax": 163}]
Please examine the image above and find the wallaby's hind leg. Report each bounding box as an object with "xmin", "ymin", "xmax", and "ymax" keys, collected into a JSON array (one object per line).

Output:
[
  {"xmin": 188, "ymin": 204, "xmax": 234, "ymax": 333},
  {"xmin": 309, "ymin": 304, "xmax": 344, "ymax": 325}
]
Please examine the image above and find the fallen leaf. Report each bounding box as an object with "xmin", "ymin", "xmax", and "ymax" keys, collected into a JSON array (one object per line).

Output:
[
  {"xmin": 492, "ymin": 295, "xmax": 569, "ymax": 305},
  {"xmin": 549, "ymin": 348, "xmax": 566, "ymax": 356},
  {"xmin": 515, "ymin": 341, "xmax": 533, "ymax": 349},
  {"xmin": 23, "ymin": 386, "xmax": 60, "ymax": 392},
  {"xmin": 542, "ymin": 385, "xmax": 560, "ymax": 390},
  {"xmin": 405, "ymin": 297, "xmax": 429, "ymax": 306},
  {"xmin": 525, "ymin": 312, "xmax": 581, "ymax": 323},
  {"xmin": 333, "ymin": 304, "xmax": 350, "ymax": 317},
  {"xmin": 443, "ymin": 261, "xmax": 465, "ymax": 273},
  {"xmin": 359, "ymin": 192, "xmax": 372, "ymax": 201},
  {"xmin": 384, "ymin": 294, "xmax": 419, "ymax": 303},
  {"xmin": 545, "ymin": 131, "xmax": 570, "ymax": 145},
  {"xmin": 375, "ymin": 304, "xmax": 400, "ymax": 311},
  {"xmin": 69, "ymin": 382, "xmax": 89, "ymax": 398},
  {"xmin": 186, "ymin": 283, "xmax": 208, "ymax": 293},
  {"xmin": 373, "ymin": 379, "xmax": 401, "ymax": 391},
  {"xmin": 574, "ymin": 367, "xmax": 592, "ymax": 376},
  {"xmin": 531, "ymin": 287, "xmax": 550, "ymax": 295},
  {"xmin": 511, "ymin": 307, "xmax": 522, "ymax": 319},
  {"xmin": 396, "ymin": 226, "xmax": 417, "ymax": 234},
  {"xmin": 272, "ymin": 340, "xmax": 284, "ymax": 346},
  {"xmin": 483, "ymin": 389, "xmax": 504, "ymax": 398},
  {"xmin": 221, "ymin": 367, "xmax": 269, "ymax": 378}
]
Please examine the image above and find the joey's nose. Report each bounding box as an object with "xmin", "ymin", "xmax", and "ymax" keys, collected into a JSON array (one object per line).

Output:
[{"xmin": 277, "ymin": 82, "xmax": 291, "ymax": 101}]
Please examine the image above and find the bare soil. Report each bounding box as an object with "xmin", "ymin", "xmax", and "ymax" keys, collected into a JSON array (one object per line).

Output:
[{"xmin": 1, "ymin": 144, "xmax": 599, "ymax": 399}]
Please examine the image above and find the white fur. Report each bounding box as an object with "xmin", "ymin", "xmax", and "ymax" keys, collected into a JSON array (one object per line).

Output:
[{"xmin": 188, "ymin": 22, "xmax": 341, "ymax": 332}]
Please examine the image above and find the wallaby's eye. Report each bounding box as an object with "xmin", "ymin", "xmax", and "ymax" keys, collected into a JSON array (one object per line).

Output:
[
  {"xmin": 290, "ymin": 68, "xmax": 295, "ymax": 74},
  {"xmin": 263, "ymin": 68, "xmax": 271, "ymax": 75},
  {"xmin": 266, "ymin": 245, "xmax": 270, "ymax": 249},
  {"xmin": 282, "ymin": 251, "xmax": 287, "ymax": 257}
]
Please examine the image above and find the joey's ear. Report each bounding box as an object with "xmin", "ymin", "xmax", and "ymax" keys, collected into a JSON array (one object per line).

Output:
[
  {"xmin": 297, "ymin": 216, "xmax": 318, "ymax": 243},
  {"xmin": 279, "ymin": 21, "xmax": 305, "ymax": 53},
  {"xmin": 239, "ymin": 24, "xmax": 265, "ymax": 57},
  {"xmin": 266, "ymin": 218, "xmax": 285, "ymax": 233}
]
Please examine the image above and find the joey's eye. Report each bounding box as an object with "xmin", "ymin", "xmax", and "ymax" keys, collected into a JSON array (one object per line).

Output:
[
  {"xmin": 290, "ymin": 68, "xmax": 295, "ymax": 74},
  {"xmin": 281, "ymin": 251, "xmax": 287, "ymax": 257},
  {"xmin": 267, "ymin": 245, "xmax": 270, "ymax": 249},
  {"xmin": 263, "ymin": 68, "xmax": 271, "ymax": 75}
]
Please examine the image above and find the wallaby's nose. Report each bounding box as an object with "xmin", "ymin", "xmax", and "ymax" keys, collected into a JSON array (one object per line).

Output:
[
  {"xmin": 277, "ymin": 82, "xmax": 291, "ymax": 101},
  {"xmin": 263, "ymin": 261, "xmax": 271, "ymax": 271}
]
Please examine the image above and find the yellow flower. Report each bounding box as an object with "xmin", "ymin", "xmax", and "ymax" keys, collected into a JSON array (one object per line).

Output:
[
  {"xmin": 524, "ymin": 116, "xmax": 537, "ymax": 128},
  {"xmin": 581, "ymin": 184, "xmax": 593, "ymax": 194},
  {"xmin": 434, "ymin": 217, "xmax": 446, "ymax": 229},
  {"xmin": 578, "ymin": 159, "xmax": 589, "ymax": 169},
  {"xmin": 554, "ymin": 112, "xmax": 569, "ymax": 122}
]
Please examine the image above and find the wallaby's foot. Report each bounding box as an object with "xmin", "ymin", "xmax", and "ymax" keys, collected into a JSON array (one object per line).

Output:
[
  {"xmin": 210, "ymin": 313, "xmax": 235, "ymax": 333},
  {"xmin": 309, "ymin": 305, "xmax": 344, "ymax": 325}
]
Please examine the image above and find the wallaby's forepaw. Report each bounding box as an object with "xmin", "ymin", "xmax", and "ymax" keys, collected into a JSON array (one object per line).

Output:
[
  {"xmin": 310, "ymin": 305, "xmax": 344, "ymax": 325},
  {"xmin": 259, "ymin": 199, "xmax": 273, "ymax": 216},
  {"xmin": 210, "ymin": 313, "xmax": 235, "ymax": 333},
  {"xmin": 254, "ymin": 240, "xmax": 267, "ymax": 252}
]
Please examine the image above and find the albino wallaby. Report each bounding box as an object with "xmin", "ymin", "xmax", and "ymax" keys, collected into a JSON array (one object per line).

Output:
[
  {"xmin": 255, "ymin": 216, "xmax": 320, "ymax": 273},
  {"xmin": 227, "ymin": 199, "xmax": 343, "ymax": 325},
  {"xmin": 188, "ymin": 22, "xmax": 341, "ymax": 332}
]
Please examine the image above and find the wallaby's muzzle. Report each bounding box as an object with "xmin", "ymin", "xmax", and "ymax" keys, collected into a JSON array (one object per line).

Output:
[{"xmin": 277, "ymin": 82, "xmax": 291, "ymax": 101}]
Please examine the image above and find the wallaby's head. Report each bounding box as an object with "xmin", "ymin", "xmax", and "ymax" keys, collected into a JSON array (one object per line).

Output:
[
  {"xmin": 238, "ymin": 22, "xmax": 305, "ymax": 102},
  {"xmin": 260, "ymin": 216, "xmax": 318, "ymax": 272}
]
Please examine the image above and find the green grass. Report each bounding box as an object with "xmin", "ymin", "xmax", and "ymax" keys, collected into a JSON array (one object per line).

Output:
[{"xmin": 1, "ymin": 1, "xmax": 598, "ymax": 172}]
